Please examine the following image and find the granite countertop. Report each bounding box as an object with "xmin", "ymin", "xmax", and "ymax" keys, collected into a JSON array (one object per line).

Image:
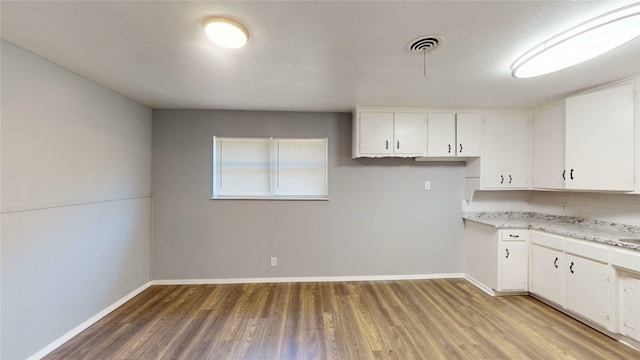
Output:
[{"xmin": 463, "ymin": 211, "xmax": 640, "ymax": 251}]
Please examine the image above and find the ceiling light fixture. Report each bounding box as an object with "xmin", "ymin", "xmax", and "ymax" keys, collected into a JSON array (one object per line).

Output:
[
  {"xmin": 203, "ymin": 16, "xmax": 249, "ymax": 49},
  {"xmin": 511, "ymin": 3, "xmax": 640, "ymax": 78}
]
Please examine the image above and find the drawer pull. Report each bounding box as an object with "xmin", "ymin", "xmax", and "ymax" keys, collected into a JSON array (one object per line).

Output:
[{"xmin": 509, "ymin": 234, "xmax": 519, "ymax": 238}]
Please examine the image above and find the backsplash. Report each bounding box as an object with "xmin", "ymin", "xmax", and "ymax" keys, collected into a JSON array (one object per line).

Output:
[
  {"xmin": 463, "ymin": 190, "xmax": 640, "ymax": 227},
  {"xmin": 529, "ymin": 191, "xmax": 640, "ymax": 226}
]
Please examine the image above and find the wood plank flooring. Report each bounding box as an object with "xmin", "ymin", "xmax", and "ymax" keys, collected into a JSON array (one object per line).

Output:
[{"xmin": 45, "ymin": 279, "xmax": 639, "ymax": 359}]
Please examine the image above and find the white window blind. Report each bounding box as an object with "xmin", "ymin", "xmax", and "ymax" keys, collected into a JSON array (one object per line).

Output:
[{"xmin": 213, "ymin": 137, "xmax": 328, "ymax": 199}]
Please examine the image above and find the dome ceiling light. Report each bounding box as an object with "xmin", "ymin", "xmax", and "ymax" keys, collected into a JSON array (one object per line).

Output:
[
  {"xmin": 203, "ymin": 16, "xmax": 249, "ymax": 49},
  {"xmin": 511, "ymin": 3, "xmax": 640, "ymax": 78}
]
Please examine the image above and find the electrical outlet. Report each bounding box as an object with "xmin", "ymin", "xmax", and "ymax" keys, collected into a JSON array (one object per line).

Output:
[
  {"xmin": 270, "ymin": 257, "xmax": 278, "ymax": 267},
  {"xmin": 560, "ymin": 202, "xmax": 568, "ymax": 212},
  {"xmin": 424, "ymin": 181, "xmax": 431, "ymax": 190}
]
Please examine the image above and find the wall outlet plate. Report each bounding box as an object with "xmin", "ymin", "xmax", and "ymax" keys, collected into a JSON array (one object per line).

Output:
[
  {"xmin": 424, "ymin": 181, "xmax": 431, "ymax": 190},
  {"xmin": 270, "ymin": 257, "xmax": 277, "ymax": 267}
]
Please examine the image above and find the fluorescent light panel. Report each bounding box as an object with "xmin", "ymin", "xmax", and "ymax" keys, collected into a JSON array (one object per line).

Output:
[{"xmin": 512, "ymin": 4, "xmax": 640, "ymax": 78}]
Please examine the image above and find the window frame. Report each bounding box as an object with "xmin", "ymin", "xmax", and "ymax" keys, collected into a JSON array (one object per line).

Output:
[{"xmin": 211, "ymin": 136, "xmax": 329, "ymax": 200}]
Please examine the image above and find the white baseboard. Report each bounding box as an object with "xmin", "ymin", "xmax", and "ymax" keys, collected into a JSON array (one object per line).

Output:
[
  {"xmin": 151, "ymin": 273, "xmax": 465, "ymax": 285},
  {"xmin": 27, "ymin": 281, "xmax": 153, "ymax": 360},
  {"xmin": 463, "ymin": 274, "xmax": 496, "ymax": 296}
]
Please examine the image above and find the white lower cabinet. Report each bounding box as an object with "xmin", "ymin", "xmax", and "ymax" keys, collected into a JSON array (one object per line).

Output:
[
  {"xmin": 500, "ymin": 241, "xmax": 528, "ymax": 291},
  {"xmin": 530, "ymin": 244, "xmax": 564, "ymax": 305},
  {"xmin": 619, "ymin": 274, "xmax": 640, "ymax": 342},
  {"xmin": 529, "ymin": 233, "xmax": 615, "ymax": 331},
  {"xmin": 612, "ymin": 248, "xmax": 640, "ymax": 342},
  {"xmin": 565, "ymin": 253, "xmax": 614, "ymax": 330},
  {"xmin": 463, "ymin": 222, "xmax": 528, "ymax": 294}
]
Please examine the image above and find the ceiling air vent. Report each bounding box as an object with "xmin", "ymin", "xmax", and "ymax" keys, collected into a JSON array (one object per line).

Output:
[{"xmin": 408, "ymin": 35, "xmax": 444, "ymax": 54}]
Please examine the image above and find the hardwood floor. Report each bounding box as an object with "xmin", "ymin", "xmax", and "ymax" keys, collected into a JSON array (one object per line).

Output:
[{"xmin": 45, "ymin": 279, "xmax": 639, "ymax": 359}]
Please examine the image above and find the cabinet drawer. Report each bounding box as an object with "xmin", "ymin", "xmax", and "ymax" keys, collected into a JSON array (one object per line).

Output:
[
  {"xmin": 565, "ymin": 238, "xmax": 609, "ymax": 263},
  {"xmin": 612, "ymin": 248, "xmax": 640, "ymax": 273},
  {"xmin": 531, "ymin": 231, "xmax": 564, "ymax": 250},
  {"xmin": 500, "ymin": 229, "xmax": 529, "ymax": 241}
]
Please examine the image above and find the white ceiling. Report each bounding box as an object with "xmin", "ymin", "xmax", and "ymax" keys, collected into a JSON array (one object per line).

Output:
[{"xmin": 1, "ymin": 1, "xmax": 639, "ymax": 112}]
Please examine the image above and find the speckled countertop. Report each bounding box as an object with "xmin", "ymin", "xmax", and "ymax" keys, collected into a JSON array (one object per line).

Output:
[{"xmin": 463, "ymin": 211, "xmax": 640, "ymax": 251}]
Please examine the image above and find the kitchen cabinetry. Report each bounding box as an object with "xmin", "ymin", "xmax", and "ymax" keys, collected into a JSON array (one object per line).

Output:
[
  {"xmin": 464, "ymin": 220, "xmax": 528, "ymax": 294},
  {"xmin": 612, "ymin": 248, "xmax": 640, "ymax": 342},
  {"xmin": 352, "ymin": 110, "xmax": 427, "ymax": 158},
  {"xmin": 564, "ymin": 238, "xmax": 613, "ymax": 330},
  {"xmin": 482, "ymin": 113, "xmax": 532, "ymax": 189},
  {"xmin": 530, "ymin": 231, "xmax": 565, "ymax": 305},
  {"xmin": 499, "ymin": 230, "xmax": 528, "ymax": 291},
  {"xmin": 564, "ymin": 84, "xmax": 635, "ymax": 191},
  {"xmin": 427, "ymin": 112, "xmax": 483, "ymax": 157},
  {"xmin": 619, "ymin": 274, "xmax": 640, "ymax": 341},
  {"xmin": 532, "ymin": 103, "xmax": 565, "ymax": 189}
]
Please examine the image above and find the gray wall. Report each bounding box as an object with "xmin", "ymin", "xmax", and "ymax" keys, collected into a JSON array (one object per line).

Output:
[
  {"xmin": 1, "ymin": 41, "xmax": 152, "ymax": 359},
  {"xmin": 152, "ymin": 110, "xmax": 466, "ymax": 280}
]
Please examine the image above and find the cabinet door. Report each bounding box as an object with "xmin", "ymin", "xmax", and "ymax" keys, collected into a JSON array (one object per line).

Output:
[
  {"xmin": 565, "ymin": 254, "xmax": 613, "ymax": 329},
  {"xmin": 456, "ymin": 113, "xmax": 484, "ymax": 157},
  {"xmin": 394, "ymin": 112, "xmax": 427, "ymax": 156},
  {"xmin": 533, "ymin": 103, "xmax": 565, "ymax": 189},
  {"xmin": 504, "ymin": 114, "xmax": 532, "ymax": 188},
  {"xmin": 499, "ymin": 242, "xmax": 528, "ymax": 291},
  {"xmin": 482, "ymin": 114, "xmax": 507, "ymax": 188},
  {"xmin": 565, "ymin": 84, "xmax": 635, "ymax": 191},
  {"xmin": 427, "ymin": 112, "xmax": 456, "ymax": 156},
  {"xmin": 358, "ymin": 111, "xmax": 394, "ymax": 156},
  {"xmin": 620, "ymin": 275, "xmax": 640, "ymax": 342},
  {"xmin": 530, "ymin": 244, "xmax": 564, "ymax": 305},
  {"xmin": 483, "ymin": 113, "xmax": 531, "ymax": 189}
]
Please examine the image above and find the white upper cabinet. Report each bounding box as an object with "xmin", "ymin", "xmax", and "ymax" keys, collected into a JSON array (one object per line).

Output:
[
  {"xmin": 394, "ymin": 112, "xmax": 429, "ymax": 156},
  {"xmin": 456, "ymin": 113, "xmax": 484, "ymax": 157},
  {"xmin": 356, "ymin": 111, "xmax": 394, "ymax": 156},
  {"xmin": 353, "ymin": 110, "xmax": 427, "ymax": 158},
  {"xmin": 427, "ymin": 112, "xmax": 483, "ymax": 157},
  {"xmin": 427, "ymin": 113, "xmax": 456, "ymax": 156},
  {"xmin": 533, "ymin": 103, "xmax": 566, "ymax": 189},
  {"xmin": 565, "ymin": 84, "xmax": 636, "ymax": 191},
  {"xmin": 482, "ymin": 113, "xmax": 532, "ymax": 189}
]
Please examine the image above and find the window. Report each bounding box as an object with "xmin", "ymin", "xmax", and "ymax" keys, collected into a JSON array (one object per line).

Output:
[{"xmin": 213, "ymin": 137, "xmax": 328, "ymax": 199}]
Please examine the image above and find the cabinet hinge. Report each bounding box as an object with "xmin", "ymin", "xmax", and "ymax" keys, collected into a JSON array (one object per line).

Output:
[
  {"xmin": 624, "ymin": 319, "xmax": 636, "ymax": 330},
  {"xmin": 598, "ymin": 312, "xmax": 611, "ymax": 322}
]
